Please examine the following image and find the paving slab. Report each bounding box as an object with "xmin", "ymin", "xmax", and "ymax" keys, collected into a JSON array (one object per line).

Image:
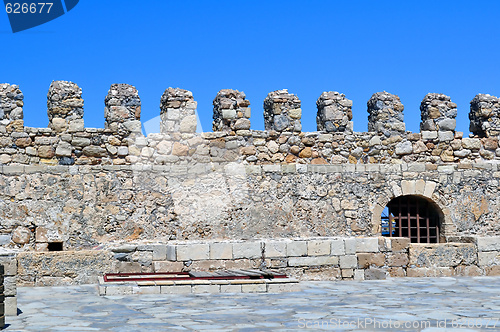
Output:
[{"xmin": 4, "ymin": 277, "xmax": 500, "ymax": 331}]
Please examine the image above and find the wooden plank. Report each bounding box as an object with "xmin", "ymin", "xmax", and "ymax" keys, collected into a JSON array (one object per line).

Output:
[
  {"xmin": 242, "ymin": 269, "xmax": 267, "ymax": 276},
  {"xmin": 189, "ymin": 271, "xmax": 216, "ymax": 278},
  {"xmin": 244, "ymin": 269, "xmax": 277, "ymax": 278},
  {"xmin": 232, "ymin": 270, "xmax": 263, "ymax": 277}
]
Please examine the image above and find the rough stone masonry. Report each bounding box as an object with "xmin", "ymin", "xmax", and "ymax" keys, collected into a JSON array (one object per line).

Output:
[{"xmin": 0, "ymin": 81, "xmax": 499, "ymax": 289}]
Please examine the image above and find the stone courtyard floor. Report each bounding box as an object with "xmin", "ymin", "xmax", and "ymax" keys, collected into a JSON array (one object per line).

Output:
[{"xmin": 4, "ymin": 276, "xmax": 500, "ymax": 331}]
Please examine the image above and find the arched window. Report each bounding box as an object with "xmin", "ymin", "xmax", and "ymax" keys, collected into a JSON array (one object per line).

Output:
[{"xmin": 381, "ymin": 195, "xmax": 440, "ymax": 243}]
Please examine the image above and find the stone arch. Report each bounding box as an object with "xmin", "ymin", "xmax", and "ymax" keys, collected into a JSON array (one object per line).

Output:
[{"xmin": 371, "ymin": 179, "xmax": 455, "ymax": 240}]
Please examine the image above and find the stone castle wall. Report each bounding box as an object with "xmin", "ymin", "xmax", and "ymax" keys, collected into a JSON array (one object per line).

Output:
[
  {"xmin": 1, "ymin": 162, "xmax": 499, "ymax": 251},
  {"xmin": 1, "ymin": 81, "xmax": 500, "ymax": 287},
  {"xmin": 0, "ymin": 83, "xmax": 500, "ymax": 167}
]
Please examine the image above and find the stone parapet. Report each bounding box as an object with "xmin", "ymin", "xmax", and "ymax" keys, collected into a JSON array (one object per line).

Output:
[
  {"xmin": 47, "ymin": 80, "xmax": 84, "ymax": 134},
  {"xmin": 104, "ymin": 83, "xmax": 141, "ymax": 135},
  {"xmin": 470, "ymin": 94, "xmax": 500, "ymax": 137},
  {"xmin": 160, "ymin": 88, "xmax": 197, "ymax": 133},
  {"xmin": 316, "ymin": 91, "xmax": 353, "ymax": 133},
  {"xmin": 263, "ymin": 89, "xmax": 301, "ymax": 133},
  {"xmin": 367, "ymin": 91, "xmax": 405, "ymax": 137},
  {"xmin": 0, "ymin": 84, "xmax": 500, "ymax": 165},
  {"xmin": 0, "ymin": 84, "xmax": 23, "ymax": 134},
  {"xmin": 212, "ymin": 89, "xmax": 250, "ymax": 134},
  {"xmin": 420, "ymin": 93, "xmax": 457, "ymax": 142}
]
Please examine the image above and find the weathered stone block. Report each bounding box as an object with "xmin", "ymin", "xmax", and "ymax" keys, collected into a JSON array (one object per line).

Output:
[
  {"xmin": 339, "ymin": 255, "xmax": 357, "ymax": 269},
  {"xmin": 115, "ymin": 262, "xmax": 142, "ymax": 273},
  {"xmin": 387, "ymin": 267, "xmax": 406, "ymax": 277},
  {"xmin": 353, "ymin": 269, "xmax": 365, "ymax": 281},
  {"xmin": 153, "ymin": 261, "xmax": 184, "ymax": 272},
  {"xmin": 133, "ymin": 286, "xmax": 161, "ymax": 295},
  {"xmin": 477, "ymin": 237, "xmax": 500, "ymax": 251},
  {"xmin": 17, "ymin": 251, "xmax": 114, "ymax": 286},
  {"xmin": 287, "ymin": 241, "xmax": 307, "ymax": 257},
  {"xmin": 378, "ymin": 237, "xmax": 391, "ymax": 252},
  {"xmin": 166, "ymin": 245, "xmax": 176, "ymax": 261},
  {"xmin": 307, "ymin": 240, "xmax": 331, "ymax": 256},
  {"xmin": 220, "ymin": 284, "xmax": 242, "ymax": 293},
  {"xmin": 264, "ymin": 241, "xmax": 287, "ymax": 258},
  {"xmin": 192, "ymin": 284, "xmax": 220, "ymax": 293},
  {"xmin": 401, "ymin": 180, "xmax": 415, "ymax": 195},
  {"xmin": 357, "ymin": 253, "xmax": 385, "ymax": 268},
  {"xmin": 232, "ymin": 242, "xmax": 261, "ymax": 259},
  {"xmin": 4, "ymin": 297, "xmax": 17, "ymax": 316},
  {"xmin": 288, "ymin": 256, "xmax": 338, "ymax": 267},
  {"xmin": 478, "ymin": 251, "xmax": 500, "ymax": 266},
  {"xmin": 364, "ymin": 268, "xmax": 387, "ymax": 280},
  {"xmin": 189, "ymin": 260, "xmax": 226, "ymax": 271},
  {"xmin": 341, "ymin": 269, "xmax": 354, "ymax": 278},
  {"xmin": 210, "ymin": 242, "xmax": 233, "ymax": 260},
  {"xmin": 355, "ymin": 238, "xmax": 379, "ymax": 253},
  {"xmin": 454, "ymin": 265, "xmax": 482, "ymax": 276},
  {"xmin": 407, "ymin": 267, "xmax": 453, "ymax": 277},
  {"xmin": 161, "ymin": 285, "xmax": 191, "ymax": 294},
  {"xmin": 485, "ymin": 266, "xmax": 500, "ymax": 276},
  {"xmin": 149, "ymin": 245, "xmax": 167, "ymax": 261},
  {"xmin": 409, "ymin": 244, "xmax": 477, "ymax": 267},
  {"xmin": 386, "ymin": 253, "xmax": 409, "ymax": 267},
  {"xmin": 0, "ymin": 256, "xmax": 17, "ymax": 276},
  {"xmin": 462, "ymin": 137, "xmax": 481, "ymax": 150},
  {"xmin": 225, "ymin": 259, "xmax": 255, "ymax": 270},
  {"xmin": 267, "ymin": 283, "xmax": 300, "ymax": 293},
  {"xmin": 105, "ymin": 285, "xmax": 133, "ymax": 295},
  {"xmin": 331, "ymin": 239, "xmax": 345, "ymax": 255},
  {"xmin": 344, "ymin": 238, "xmax": 356, "ymax": 255},
  {"xmin": 4, "ymin": 276, "xmax": 15, "ymax": 297},
  {"xmin": 390, "ymin": 238, "xmax": 410, "ymax": 252},
  {"xmin": 241, "ymin": 284, "xmax": 266, "ymax": 293}
]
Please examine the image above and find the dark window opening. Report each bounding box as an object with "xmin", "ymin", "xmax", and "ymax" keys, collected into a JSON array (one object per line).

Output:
[
  {"xmin": 381, "ymin": 195, "xmax": 440, "ymax": 243},
  {"xmin": 48, "ymin": 242, "xmax": 63, "ymax": 251}
]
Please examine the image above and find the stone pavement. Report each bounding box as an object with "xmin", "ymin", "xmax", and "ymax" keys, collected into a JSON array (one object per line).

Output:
[{"xmin": 4, "ymin": 276, "xmax": 500, "ymax": 331}]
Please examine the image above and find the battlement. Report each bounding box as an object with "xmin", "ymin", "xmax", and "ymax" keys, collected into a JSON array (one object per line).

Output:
[{"xmin": 1, "ymin": 81, "xmax": 500, "ymax": 166}]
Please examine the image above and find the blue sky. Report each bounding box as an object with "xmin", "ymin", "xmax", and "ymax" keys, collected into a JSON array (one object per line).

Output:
[{"xmin": 2, "ymin": 0, "xmax": 500, "ymax": 135}]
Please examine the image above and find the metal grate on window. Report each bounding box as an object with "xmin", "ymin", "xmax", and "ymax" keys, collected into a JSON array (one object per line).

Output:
[{"xmin": 381, "ymin": 195, "xmax": 440, "ymax": 243}]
